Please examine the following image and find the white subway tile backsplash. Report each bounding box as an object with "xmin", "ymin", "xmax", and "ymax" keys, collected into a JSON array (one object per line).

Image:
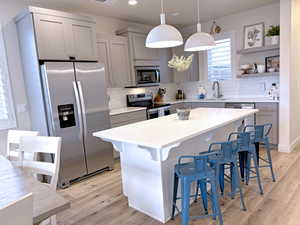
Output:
[{"xmin": 108, "ymin": 76, "xmax": 280, "ymax": 109}]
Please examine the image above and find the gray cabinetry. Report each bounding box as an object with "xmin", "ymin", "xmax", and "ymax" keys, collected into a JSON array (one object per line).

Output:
[
  {"xmin": 256, "ymin": 103, "xmax": 279, "ymax": 145},
  {"xmin": 96, "ymin": 34, "xmax": 131, "ymax": 88},
  {"xmin": 117, "ymin": 28, "xmax": 173, "ymax": 85},
  {"xmin": 29, "ymin": 7, "xmax": 97, "ymax": 61},
  {"xmin": 172, "ymin": 45, "xmax": 199, "ymax": 83},
  {"xmin": 191, "ymin": 102, "xmax": 225, "ymax": 109}
]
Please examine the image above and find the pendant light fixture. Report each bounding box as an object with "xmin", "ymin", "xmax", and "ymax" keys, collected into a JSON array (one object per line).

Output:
[
  {"xmin": 184, "ymin": 0, "xmax": 216, "ymax": 51},
  {"xmin": 146, "ymin": 0, "xmax": 183, "ymax": 48}
]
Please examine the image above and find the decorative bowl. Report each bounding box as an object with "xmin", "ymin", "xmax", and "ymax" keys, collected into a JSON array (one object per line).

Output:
[{"xmin": 176, "ymin": 108, "xmax": 191, "ymax": 120}]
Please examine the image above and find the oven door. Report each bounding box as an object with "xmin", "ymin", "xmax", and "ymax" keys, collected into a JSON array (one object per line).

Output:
[
  {"xmin": 147, "ymin": 109, "xmax": 159, "ymax": 120},
  {"xmin": 135, "ymin": 66, "xmax": 160, "ymax": 87}
]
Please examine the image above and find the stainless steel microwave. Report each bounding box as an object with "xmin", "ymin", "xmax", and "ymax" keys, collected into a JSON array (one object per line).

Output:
[{"xmin": 135, "ymin": 66, "xmax": 160, "ymax": 87}]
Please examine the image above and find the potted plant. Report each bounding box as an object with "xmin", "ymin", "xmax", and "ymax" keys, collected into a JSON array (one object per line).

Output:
[{"xmin": 266, "ymin": 25, "xmax": 280, "ymax": 45}]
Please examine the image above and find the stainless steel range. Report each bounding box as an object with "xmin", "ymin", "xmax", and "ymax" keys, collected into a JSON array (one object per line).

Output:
[{"xmin": 127, "ymin": 94, "xmax": 171, "ymax": 119}]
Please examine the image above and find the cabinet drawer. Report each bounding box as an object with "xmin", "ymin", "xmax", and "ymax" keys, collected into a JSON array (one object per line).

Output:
[
  {"xmin": 256, "ymin": 103, "xmax": 278, "ymax": 113},
  {"xmin": 110, "ymin": 110, "xmax": 147, "ymax": 125},
  {"xmin": 191, "ymin": 102, "xmax": 225, "ymax": 109}
]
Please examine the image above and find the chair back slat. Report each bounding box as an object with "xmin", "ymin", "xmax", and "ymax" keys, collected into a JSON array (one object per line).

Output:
[
  {"xmin": 7, "ymin": 130, "xmax": 39, "ymax": 161},
  {"xmin": 0, "ymin": 193, "xmax": 33, "ymax": 225},
  {"xmin": 18, "ymin": 136, "xmax": 62, "ymax": 190}
]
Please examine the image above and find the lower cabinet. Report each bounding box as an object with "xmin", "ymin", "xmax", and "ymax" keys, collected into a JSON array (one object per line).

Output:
[
  {"xmin": 191, "ymin": 102, "xmax": 225, "ymax": 109},
  {"xmin": 110, "ymin": 109, "xmax": 147, "ymax": 158},
  {"xmin": 256, "ymin": 103, "xmax": 279, "ymax": 145}
]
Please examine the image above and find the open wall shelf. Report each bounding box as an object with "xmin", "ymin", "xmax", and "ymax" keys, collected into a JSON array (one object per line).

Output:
[
  {"xmin": 237, "ymin": 44, "xmax": 280, "ymax": 55},
  {"xmin": 237, "ymin": 72, "xmax": 279, "ymax": 78}
]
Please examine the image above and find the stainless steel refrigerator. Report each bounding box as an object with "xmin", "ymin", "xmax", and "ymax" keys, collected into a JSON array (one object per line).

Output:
[{"xmin": 40, "ymin": 62, "xmax": 114, "ymax": 188}]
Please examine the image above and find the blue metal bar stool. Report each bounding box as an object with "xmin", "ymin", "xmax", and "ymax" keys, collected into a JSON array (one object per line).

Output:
[
  {"xmin": 171, "ymin": 152, "xmax": 223, "ymax": 225},
  {"xmin": 244, "ymin": 124, "xmax": 276, "ymax": 182},
  {"xmin": 228, "ymin": 132, "xmax": 264, "ymax": 195},
  {"xmin": 196, "ymin": 141, "xmax": 246, "ymax": 213}
]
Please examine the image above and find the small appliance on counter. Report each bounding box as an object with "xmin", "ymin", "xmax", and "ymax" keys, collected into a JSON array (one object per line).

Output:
[
  {"xmin": 176, "ymin": 89, "xmax": 185, "ymax": 100},
  {"xmin": 127, "ymin": 93, "xmax": 171, "ymax": 119}
]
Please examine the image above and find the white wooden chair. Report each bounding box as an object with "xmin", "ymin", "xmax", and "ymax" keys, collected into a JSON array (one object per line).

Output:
[
  {"xmin": 0, "ymin": 193, "xmax": 33, "ymax": 225},
  {"xmin": 6, "ymin": 130, "xmax": 39, "ymax": 162},
  {"xmin": 18, "ymin": 136, "xmax": 62, "ymax": 225}
]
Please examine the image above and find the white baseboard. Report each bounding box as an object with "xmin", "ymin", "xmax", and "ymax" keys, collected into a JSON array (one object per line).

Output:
[{"xmin": 279, "ymin": 136, "xmax": 300, "ymax": 153}]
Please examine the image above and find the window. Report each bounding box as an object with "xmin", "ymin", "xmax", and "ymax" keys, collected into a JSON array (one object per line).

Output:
[
  {"xmin": 0, "ymin": 26, "xmax": 16, "ymax": 130},
  {"xmin": 207, "ymin": 37, "xmax": 232, "ymax": 81}
]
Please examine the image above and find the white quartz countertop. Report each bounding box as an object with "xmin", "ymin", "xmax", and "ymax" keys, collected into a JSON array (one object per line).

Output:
[
  {"xmin": 94, "ymin": 108, "xmax": 258, "ymax": 149},
  {"xmin": 109, "ymin": 107, "xmax": 146, "ymax": 116},
  {"xmin": 164, "ymin": 97, "xmax": 279, "ymax": 104}
]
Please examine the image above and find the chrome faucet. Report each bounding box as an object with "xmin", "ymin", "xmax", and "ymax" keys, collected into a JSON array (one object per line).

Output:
[{"xmin": 212, "ymin": 81, "xmax": 223, "ymax": 98}]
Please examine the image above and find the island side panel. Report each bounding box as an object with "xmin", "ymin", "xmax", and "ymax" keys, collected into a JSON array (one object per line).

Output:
[{"xmin": 119, "ymin": 120, "xmax": 242, "ymax": 223}]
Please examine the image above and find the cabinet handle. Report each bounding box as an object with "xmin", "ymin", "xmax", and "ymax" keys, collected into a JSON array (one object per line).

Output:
[{"xmin": 69, "ymin": 56, "xmax": 76, "ymax": 60}]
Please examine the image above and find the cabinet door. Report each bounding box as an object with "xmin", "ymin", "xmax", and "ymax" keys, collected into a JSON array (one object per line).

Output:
[
  {"xmin": 131, "ymin": 33, "xmax": 159, "ymax": 60},
  {"xmin": 256, "ymin": 103, "xmax": 278, "ymax": 145},
  {"xmin": 109, "ymin": 39, "xmax": 132, "ymax": 87},
  {"xmin": 71, "ymin": 21, "xmax": 97, "ymax": 61},
  {"xmin": 159, "ymin": 49, "xmax": 173, "ymax": 83},
  {"xmin": 97, "ymin": 40, "xmax": 112, "ymax": 87},
  {"xmin": 33, "ymin": 14, "xmax": 69, "ymax": 60},
  {"xmin": 172, "ymin": 45, "xmax": 199, "ymax": 82}
]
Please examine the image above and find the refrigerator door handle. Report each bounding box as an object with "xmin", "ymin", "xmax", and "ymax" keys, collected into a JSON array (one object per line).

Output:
[
  {"xmin": 77, "ymin": 81, "xmax": 88, "ymax": 139},
  {"xmin": 73, "ymin": 81, "xmax": 84, "ymax": 140}
]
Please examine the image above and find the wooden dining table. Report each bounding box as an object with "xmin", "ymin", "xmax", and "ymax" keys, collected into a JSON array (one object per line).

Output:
[{"xmin": 0, "ymin": 155, "xmax": 70, "ymax": 224}]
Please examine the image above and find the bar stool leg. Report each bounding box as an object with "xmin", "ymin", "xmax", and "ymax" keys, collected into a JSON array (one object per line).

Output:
[
  {"xmin": 264, "ymin": 138, "xmax": 276, "ymax": 182},
  {"xmin": 252, "ymin": 151, "xmax": 264, "ymax": 195},
  {"xmin": 171, "ymin": 173, "xmax": 179, "ymax": 219},
  {"xmin": 219, "ymin": 165, "xmax": 225, "ymax": 196},
  {"xmin": 245, "ymin": 152, "xmax": 251, "ymax": 185},
  {"xmin": 233, "ymin": 161, "xmax": 246, "ymax": 211},
  {"xmin": 181, "ymin": 179, "xmax": 191, "ymax": 225},
  {"xmin": 211, "ymin": 179, "xmax": 224, "ymax": 225},
  {"xmin": 199, "ymin": 180, "xmax": 208, "ymax": 214}
]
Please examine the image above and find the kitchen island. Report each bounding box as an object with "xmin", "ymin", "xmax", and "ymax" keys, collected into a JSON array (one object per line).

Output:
[{"xmin": 93, "ymin": 108, "xmax": 258, "ymax": 223}]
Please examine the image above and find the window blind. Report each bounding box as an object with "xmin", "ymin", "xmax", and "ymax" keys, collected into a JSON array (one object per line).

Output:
[
  {"xmin": 207, "ymin": 38, "xmax": 232, "ymax": 81},
  {"xmin": 0, "ymin": 26, "xmax": 16, "ymax": 130}
]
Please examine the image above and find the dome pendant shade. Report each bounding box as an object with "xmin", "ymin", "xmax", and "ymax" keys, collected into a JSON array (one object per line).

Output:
[
  {"xmin": 184, "ymin": 23, "xmax": 216, "ymax": 52},
  {"xmin": 146, "ymin": 13, "xmax": 183, "ymax": 48}
]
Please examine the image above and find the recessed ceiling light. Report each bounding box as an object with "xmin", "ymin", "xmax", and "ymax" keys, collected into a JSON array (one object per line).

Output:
[{"xmin": 128, "ymin": 0, "xmax": 138, "ymax": 6}]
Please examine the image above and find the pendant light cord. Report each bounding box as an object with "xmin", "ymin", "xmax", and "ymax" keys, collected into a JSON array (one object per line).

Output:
[
  {"xmin": 197, "ymin": 0, "xmax": 200, "ymax": 24},
  {"xmin": 161, "ymin": 0, "xmax": 164, "ymax": 13}
]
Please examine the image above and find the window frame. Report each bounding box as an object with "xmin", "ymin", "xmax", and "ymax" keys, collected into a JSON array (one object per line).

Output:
[
  {"xmin": 0, "ymin": 24, "xmax": 16, "ymax": 130},
  {"xmin": 204, "ymin": 31, "xmax": 236, "ymax": 82}
]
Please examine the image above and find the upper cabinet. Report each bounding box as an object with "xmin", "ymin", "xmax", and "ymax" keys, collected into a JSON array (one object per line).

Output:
[
  {"xmin": 16, "ymin": 7, "xmax": 97, "ymax": 61},
  {"xmin": 130, "ymin": 33, "xmax": 159, "ymax": 61},
  {"xmin": 117, "ymin": 28, "xmax": 173, "ymax": 85},
  {"xmin": 96, "ymin": 34, "xmax": 132, "ymax": 88},
  {"xmin": 172, "ymin": 45, "xmax": 199, "ymax": 83}
]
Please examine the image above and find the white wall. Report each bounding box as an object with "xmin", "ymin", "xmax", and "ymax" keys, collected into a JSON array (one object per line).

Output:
[
  {"xmin": 177, "ymin": 3, "xmax": 280, "ymax": 99},
  {"xmin": 279, "ymin": 0, "xmax": 300, "ymax": 152}
]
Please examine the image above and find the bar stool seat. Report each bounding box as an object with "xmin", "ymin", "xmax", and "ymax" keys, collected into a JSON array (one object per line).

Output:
[{"xmin": 172, "ymin": 152, "xmax": 223, "ymax": 225}]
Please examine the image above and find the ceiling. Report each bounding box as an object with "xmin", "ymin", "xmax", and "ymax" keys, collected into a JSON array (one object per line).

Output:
[{"xmin": 31, "ymin": 0, "xmax": 279, "ymax": 26}]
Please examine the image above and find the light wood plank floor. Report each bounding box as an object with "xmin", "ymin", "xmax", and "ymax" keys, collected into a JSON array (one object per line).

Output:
[{"xmin": 57, "ymin": 146, "xmax": 300, "ymax": 225}]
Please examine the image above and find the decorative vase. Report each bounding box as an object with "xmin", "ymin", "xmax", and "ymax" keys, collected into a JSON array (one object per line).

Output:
[{"xmin": 270, "ymin": 35, "xmax": 279, "ymax": 45}]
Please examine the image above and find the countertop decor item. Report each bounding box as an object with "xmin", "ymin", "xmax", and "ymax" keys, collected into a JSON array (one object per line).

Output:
[
  {"xmin": 265, "ymin": 55, "xmax": 280, "ymax": 72},
  {"xmin": 266, "ymin": 25, "xmax": 280, "ymax": 45},
  {"xmin": 168, "ymin": 54, "xmax": 193, "ymax": 72},
  {"xmin": 176, "ymin": 108, "xmax": 191, "ymax": 120},
  {"xmin": 175, "ymin": 89, "xmax": 185, "ymax": 100},
  {"xmin": 243, "ymin": 22, "xmax": 264, "ymax": 49},
  {"xmin": 154, "ymin": 88, "xmax": 166, "ymax": 103},
  {"xmin": 184, "ymin": 0, "xmax": 216, "ymax": 51},
  {"xmin": 145, "ymin": 0, "xmax": 183, "ymax": 48},
  {"xmin": 197, "ymin": 86, "xmax": 207, "ymax": 99}
]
